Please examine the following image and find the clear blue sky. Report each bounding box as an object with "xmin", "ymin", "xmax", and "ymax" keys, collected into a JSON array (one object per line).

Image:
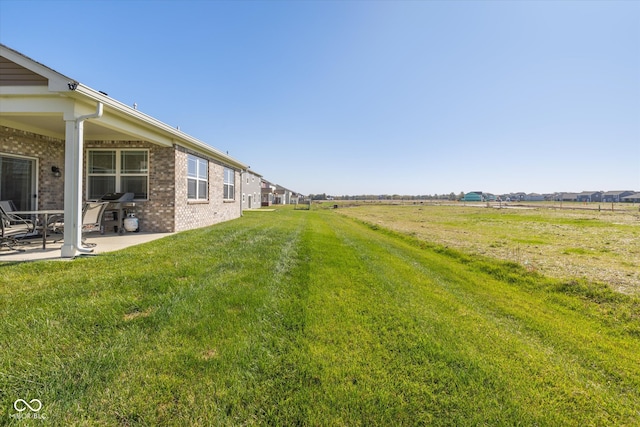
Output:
[{"xmin": 1, "ymin": 0, "xmax": 638, "ymax": 196}]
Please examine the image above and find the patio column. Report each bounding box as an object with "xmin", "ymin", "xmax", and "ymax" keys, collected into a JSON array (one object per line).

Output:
[{"xmin": 61, "ymin": 103, "xmax": 103, "ymax": 258}]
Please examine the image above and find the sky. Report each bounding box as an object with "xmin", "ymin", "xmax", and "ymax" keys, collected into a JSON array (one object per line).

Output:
[{"xmin": 1, "ymin": 0, "xmax": 638, "ymax": 196}]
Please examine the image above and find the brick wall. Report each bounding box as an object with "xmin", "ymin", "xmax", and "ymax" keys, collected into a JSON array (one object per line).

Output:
[
  {"xmin": 85, "ymin": 140, "xmax": 176, "ymax": 233},
  {"xmin": 2, "ymin": 126, "xmax": 242, "ymax": 233},
  {"xmin": 173, "ymin": 146, "xmax": 241, "ymax": 232},
  {"xmin": 0, "ymin": 126, "xmax": 65, "ymax": 210}
]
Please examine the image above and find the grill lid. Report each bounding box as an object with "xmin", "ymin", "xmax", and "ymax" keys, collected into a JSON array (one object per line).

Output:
[{"xmin": 99, "ymin": 192, "xmax": 135, "ymax": 202}]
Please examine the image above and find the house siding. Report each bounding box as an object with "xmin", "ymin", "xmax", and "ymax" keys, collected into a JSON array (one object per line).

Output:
[
  {"xmin": 241, "ymin": 171, "xmax": 262, "ymax": 210},
  {"xmin": 0, "ymin": 126, "xmax": 64, "ymax": 210},
  {"xmin": 0, "ymin": 56, "xmax": 48, "ymax": 86}
]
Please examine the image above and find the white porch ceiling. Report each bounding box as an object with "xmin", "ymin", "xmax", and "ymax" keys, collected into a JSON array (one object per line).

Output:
[{"xmin": 1, "ymin": 113, "xmax": 135, "ymax": 141}]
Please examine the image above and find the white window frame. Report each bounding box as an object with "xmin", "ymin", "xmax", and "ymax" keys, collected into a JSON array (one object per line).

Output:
[
  {"xmin": 187, "ymin": 154, "xmax": 208, "ymax": 201},
  {"xmin": 87, "ymin": 149, "xmax": 149, "ymax": 200},
  {"xmin": 223, "ymin": 167, "xmax": 235, "ymax": 201}
]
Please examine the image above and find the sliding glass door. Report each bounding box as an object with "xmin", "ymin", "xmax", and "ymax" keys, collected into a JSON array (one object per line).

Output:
[{"xmin": 0, "ymin": 154, "xmax": 37, "ymax": 211}]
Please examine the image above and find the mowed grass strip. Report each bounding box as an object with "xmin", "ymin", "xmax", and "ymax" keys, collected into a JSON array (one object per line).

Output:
[
  {"xmin": 299, "ymin": 212, "xmax": 640, "ymax": 425},
  {"xmin": 0, "ymin": 208, "xmax": 639, "ymax": 425}
]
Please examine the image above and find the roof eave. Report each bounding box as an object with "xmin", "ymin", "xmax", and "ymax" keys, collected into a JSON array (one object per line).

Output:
[{"xmin": 71, "ymin": 83, "xmax": 247, "ymax": 170}]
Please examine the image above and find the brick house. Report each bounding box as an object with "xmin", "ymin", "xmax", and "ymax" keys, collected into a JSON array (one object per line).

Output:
[{"xmin": 0, "ymin": 44, "xmax": 247, "ymax": 257}]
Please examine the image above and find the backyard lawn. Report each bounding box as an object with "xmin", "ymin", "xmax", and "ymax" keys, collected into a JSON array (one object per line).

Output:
[{"xmin": 1, "ymin": 207, "xmax": 639, "ymax": 425}]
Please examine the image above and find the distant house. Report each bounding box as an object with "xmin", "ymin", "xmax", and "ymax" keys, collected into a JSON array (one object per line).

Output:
[
  {"xmin": 462, "ymin": 192, "xmax": 483, "ymax": 202},
  {"xmin": 275, "ymin": 184, "xmax": 300, "ymax": 205},
  {"xmin": 524, "ymin": 193, "xmax": 545, "ymax": 201},
  {"xmin": 576, "ymin": 191, "xmax": 603, "ymax": 203},
  {"xmin": 241, "ymin": 169, "xmax": 262, "ymax": 210},
  {"xmin": 557, "ymin": 193, "xmax": 578, "ymax": 202},
  {"xmin": 289, "ymin": 190, "xmax": 301, "ymax": 205},
  {"xmin": 261, "ymin": 179, "xmax": 277, "ymax": 206},
  {"xmin": 274, "ymin": 185, "xmax": 288, "ymax": 205},
  {"xmin": 510, "ymin": 192, "xmax": 526, "ymax": 202},
  {"xmin": 602, "ymin": 191, "xmax": 635, "ymax": 203},
  {"xmin": 0, "ymin": 44, "xmax": 248, "ymax": 258},
  {"xmin": 622, "ymin": 193, "xmax": 640, "ymax": 203}
]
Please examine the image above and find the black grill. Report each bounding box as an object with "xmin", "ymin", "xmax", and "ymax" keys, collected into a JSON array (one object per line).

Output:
[
  {"xmin": 99, "ymin": 193, "xmax": 136, "ymax": 234},
  {"xmin": 99, "ymin": 192, "xmax": 135, "ymax": 203}
]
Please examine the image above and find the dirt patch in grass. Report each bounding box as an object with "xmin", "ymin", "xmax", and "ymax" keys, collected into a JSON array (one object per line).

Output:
[
  {"xmin": 202, "ymin": 348, "xmax": 219, "ymax": 360},
  {"xmin": 337, "ymin": 203, "xmax": 640, "ymax": 295},
  {"xmin": 123, "ymin": 307, "xmax": 154, "ymax": 321}
]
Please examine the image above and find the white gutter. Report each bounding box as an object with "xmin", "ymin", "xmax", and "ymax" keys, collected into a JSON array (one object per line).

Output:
[{"xmin": 60, "ymin": 102, "xmax": 103, "ymax": 258}]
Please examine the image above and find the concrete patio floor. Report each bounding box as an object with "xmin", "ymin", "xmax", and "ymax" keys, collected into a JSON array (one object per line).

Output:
[{"xmin": 0, "ymin": 232, "xmax": 173, "ymax": 262}]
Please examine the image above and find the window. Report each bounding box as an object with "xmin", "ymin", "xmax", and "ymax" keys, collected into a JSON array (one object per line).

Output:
[
  {"xmin": 87, "ymin": 149, "xmax": 148, "ymax": 200},
  {"xmin": 187, "ymin": 154, "xmax": 208, "ymax": 200},
  {"xmin": 223, "ymin": 167, "xmax": 235, "ymax": 200}
]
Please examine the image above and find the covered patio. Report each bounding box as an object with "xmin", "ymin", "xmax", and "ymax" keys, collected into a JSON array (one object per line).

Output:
[
  {"xmin": 0, "ymin": 231, "xmax": 172, "ymax": 262},
  {"xmin": 1, "ymin": 44, "xmax": 176, "ymax": 258},
  {"xmin": 2, "ymin": 43, "xmax": 248, "ymax": 259}
]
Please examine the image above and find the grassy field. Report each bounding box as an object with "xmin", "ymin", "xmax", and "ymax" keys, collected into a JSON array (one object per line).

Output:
[
  {"xmin": 1, "ymin": 207, "xmax": 639, "ymax": 425},
  {"xmin": 334, "ymin": 202, "xmax": 640, "ymax": 295}
]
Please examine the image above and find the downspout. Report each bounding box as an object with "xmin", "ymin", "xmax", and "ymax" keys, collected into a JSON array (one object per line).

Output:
[
  {"xmin": 240, "ymin": 169, "xmax": 246, "ymax": 217},
  {"xmin": 61, "ymin": 102, "xmax": 103, "ymax": 258}
]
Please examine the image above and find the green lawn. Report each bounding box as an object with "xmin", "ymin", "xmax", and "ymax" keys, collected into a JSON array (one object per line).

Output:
[{"xmin": 1, "ymin": 208, "xmax": 639, "ymax": 425}]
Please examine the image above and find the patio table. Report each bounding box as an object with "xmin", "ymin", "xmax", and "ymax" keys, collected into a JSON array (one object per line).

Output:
[{"xmin": 13, "ymin": 210, "xmax": 64, "ymax": 250}]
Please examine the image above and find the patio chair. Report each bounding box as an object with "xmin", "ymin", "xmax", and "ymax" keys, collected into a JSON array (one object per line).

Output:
[
  {"xmin": 0, "ymin": 204, "xmax": 36, "ymax": 252},
  {"xmin": 81, "ymin": 202, "xmax": 108, "ymax": 246},
  {"xmin": 0, "ymin": 200, "xmax": 17, "ymax": 212},
  {"xmin": 50, "ymin": 202, "xmax": 108, "ymax": 247},
  {"xmin": 0, "ymin": 200, "xmax": 18, "ymax": 225}
]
